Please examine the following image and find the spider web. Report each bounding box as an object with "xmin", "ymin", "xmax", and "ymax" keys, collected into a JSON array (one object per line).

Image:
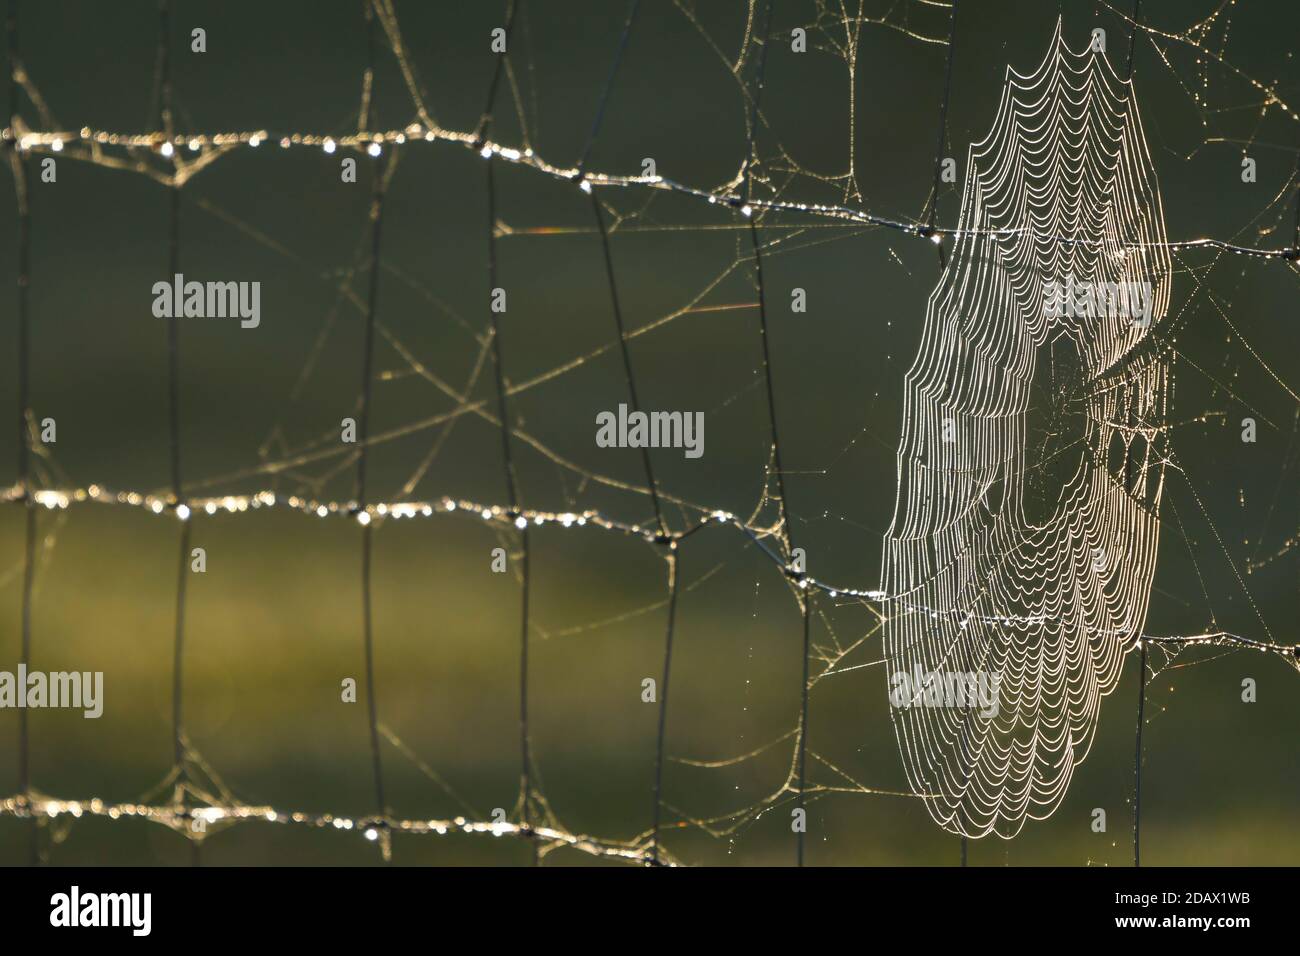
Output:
[
  {"xmin": 2, "ymin": 0, "xmax": 1297, "ymax": 866},
  {"xmin": 884, "ymin": 22, "xmax": 1172, "ymax": 839}
]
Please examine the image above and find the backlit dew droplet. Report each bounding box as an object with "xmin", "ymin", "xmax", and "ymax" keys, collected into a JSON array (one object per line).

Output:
[
  {"xmin": 323, "ymin": 138, "xmax": 336, "ymax": 154},
  {"xmin": 160, "ymin": 141, "xmax": 174, "ymax": 158},
  {"xmin": 356, "ymin": 511, "xmax": 371, "ymax": 526},
  {"xmin": 363, "ymin": 828, "xmax": 378, "ymax": 841},
  {"xmin": 176, "ymin": 504, "xmax": 191, "ymax": 521},
  {"xmin": 367, "ymin": 142, "xmax": 381, "ymax": 157},
  {"xmin": 741, "ymin": 205, "xmax": 752, "ymax": 217},
  {"xmin": 515, "ymin": 516, "xmax": 528, "ymax": 529},
  {"xmin": 51, "ymin": 139, "xmax": 63, "ymax": 152}
]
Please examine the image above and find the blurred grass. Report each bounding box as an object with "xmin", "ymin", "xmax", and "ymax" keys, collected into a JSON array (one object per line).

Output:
[{"xmin": 0, "ymin": 499, "xmax": 1295, "ymax": 866}]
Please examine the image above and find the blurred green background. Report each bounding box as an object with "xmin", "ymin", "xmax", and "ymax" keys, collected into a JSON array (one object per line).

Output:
[{"xmin": 0, "ymin": 0, "xmax": 1296, "ymax": 865}]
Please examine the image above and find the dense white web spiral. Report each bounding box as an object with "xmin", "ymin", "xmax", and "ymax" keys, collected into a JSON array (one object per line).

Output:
[{"xmin": 882, "ymin": 22, "xmax": 1173, "ymax": 839}]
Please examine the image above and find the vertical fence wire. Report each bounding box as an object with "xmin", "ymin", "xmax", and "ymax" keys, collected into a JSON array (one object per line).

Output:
[
  {"xmin": 925, "ymin": 0, "xmax": 962, "ymax": 863},
  {"xmin": 7, "ymin": 0, "xmax": 39, "ymax": 867},
  {"xmin": 1293, "ymin": 145, "xmax": 1300, "ymax": 253},
  {"xmin": 926, "ymin": 0, "xmax": 958, "ymax": 270},
  {"xmin": 477, "ymin": 0, "xmax": 537, "ymax": 864},
  {"xmin": 739, "ymin": 0, "xmax": 815, "ymax": 867},
  {"xmin": 573, "ymin": 0, "xmax": 683, "ymax": 866},
  {"xmin": 1124, "ymin": 0, "xmax": 1146, "ymax": 870},
  {"xmin": 1292, "ymin": 146, "xmax": 1300, "ymax": 252},
  {"xmin": 354, "ymin": 0, "xmax": 390, "ymax": 834},
  {"xmin": 154, "ymin": 0, "xmax": 201, "ymax": 868}
]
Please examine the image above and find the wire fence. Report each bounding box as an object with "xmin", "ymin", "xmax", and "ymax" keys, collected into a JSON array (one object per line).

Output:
[{"xmin": 3, "ymin": 0, "xmax": 1298, "ymax": 867}]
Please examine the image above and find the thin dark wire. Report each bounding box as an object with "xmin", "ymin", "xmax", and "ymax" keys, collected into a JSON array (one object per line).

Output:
[
  {"xmin": 923, "ymin": 0, "xmax": 965, "ymax": 864},
  {"xmin": 166, "ymin": 183, "xmax": 189, "ymax": 771},
  {"xmin": 171, "ymin": 521, "xmax": 191, "ymax": 770},
  {"xmin": 360, "ymin": 0, "xmax": 376, "ymax": 131},
  {"xmin": 8, "ymin": 0, "xmax": 38, "ymax": 867},
  {"xmin": 1124, "ymin": 0, "xmax": 1142, "ymax": 83},
  {"xmin": 743, "ymin": 5, "xmax": 791, "ymax": 543},
  {"xmin": 477, "ymin": 5, "xmax": 521, "ymax": 506},
  {"xmin": 649, "ymin": 551, "xmax": 679, "ymax": 865},
  {"xmin": 741, "ymin": 0, "xmax": 813, "ymax": 867},
  {"xmin": 575, "ymin": 1, "xmax": 680, "ymax": 861},
  {"xmin": 155, "ymin": 0, "xmax": 200, "ymax": 868},
  {"xmin": 575, "ymin": 0, "xmax": 641, "ymax": 177},
  {"xmin": 591, "ymin": 197, "xmax": 665, "ymax": 534},
  {"xmin": 517, "ymin": 520, "xmax": 533, "ymax": 857},
  {"xmin": 1125, "ymin": 387, "xmax": 1153, "ymax": 869},
  {"xmin": 4, "ymin": 0, "xmax": 15, "ymax": 126},
  {"xmin": 485, "ymin": 155, "xmax": 536, "ymax": 863},
  {"xmin": 358, "ymin": 211, "xmax": 388, "ymax": 817},
  {"xmin": 1133, "ymin": 638, "xmax": 1147, "ymax": 867},
  {"xmin": 164, "ymin": 195, "xmax": 179, "ymax": 466},
  {"xmin": 484, "ymin": 167, "xmax": 518, "ymax": 509},
  {"xmin": 754, "ymin": 209, "xmax": 811, "ymax": 868},
  {"xmin": 475, "ymin": 0, "xmax": 519, "ymax": 146},
  {"xmin": 355, "ymin": 0, "xmax": 388, "ymax": 822},
  {"xmin": 739, "ymin": 0, "xmax": 768, "ymax": 209},
  {"xmin": 588, "ymin": 207, "xmax": 679, "ymax": 859},
  {"xmin": 926, "ymin": 0, "xmax": 958, "ymax": 268},
  {"xmin": 160, "ymin": 0, "xmax": 178, "ymax": 500},
  {"xmin": 18, "ymin": 487, "xmax": 34, "ymax": 866},
  {"xmin": 582, "ymin": 0, "xmax": 659, "ymax": 530},
  {"xmin": 155, "ymin": 1, "xmax": 173, "ymax": 140},
  {"xmin": 360, "ymin": 520, "xmax": 386, "ymax": 815},
  {"xmin": 795, "ymin": 583, "xmax": 811, "ymax": 866},
  {"xmin": 481, "ymin": 0, "xmax": 534, "ymax": 862},
  {"xmin": 1290, "ymin": 141, "xmax": 1300, "ymax": 253},
  {"xmin": 576, "ymin": 0, "xmax": 673, "ymax": 862},
  {"xmin": 151, "ymin": 0, "xmax": 193, "ymax": 787},
  {"xmin": 953, "ymin": 671, "xmax": 984, "ymax": 868},
  {"xmin": 1125, "ymin": 0, "xmax": 1145, "ymax": 873}
]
